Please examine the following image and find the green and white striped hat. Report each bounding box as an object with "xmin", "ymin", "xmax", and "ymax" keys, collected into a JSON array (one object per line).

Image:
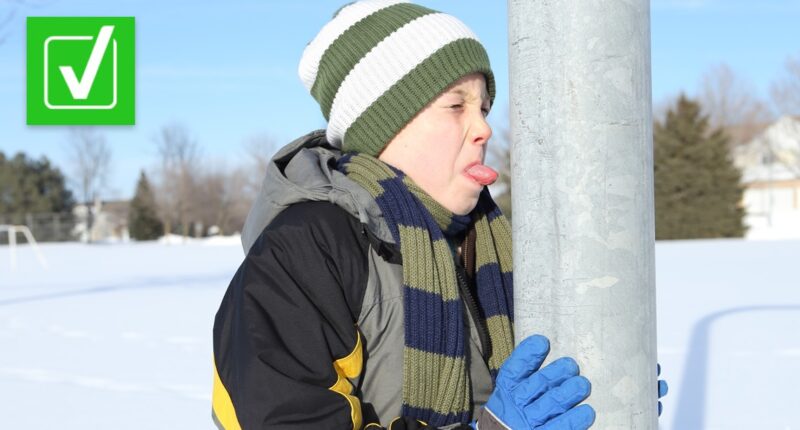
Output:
[{"xmin": 299, "ymin": 0, "xmax": 495, "ymax": 156}]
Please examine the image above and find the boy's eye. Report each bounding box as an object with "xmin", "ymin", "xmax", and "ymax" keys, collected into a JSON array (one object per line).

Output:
[{"xmin": 446, "ymin": 103, "xmax": 489, "ymax": 116}]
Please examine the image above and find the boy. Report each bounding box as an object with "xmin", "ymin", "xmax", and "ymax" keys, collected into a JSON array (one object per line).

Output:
[{"xmin": 212, "ymin": 2, "xmax": 597, "ymax": 428}]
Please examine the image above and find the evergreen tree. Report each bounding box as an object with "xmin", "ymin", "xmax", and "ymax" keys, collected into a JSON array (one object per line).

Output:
[
  {"xmin": 654, "ymin": 95, "xmax": 747, "ymax": 239},
  {"xmin": 0, "ymin": 151, "xmax": 75, "ymax": 215},
  {"xmin": 128, "ymin": 171, "xmax": 164, "ymax": 240}
]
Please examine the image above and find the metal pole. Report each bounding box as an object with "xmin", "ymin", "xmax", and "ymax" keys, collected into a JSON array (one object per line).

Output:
[{"xmin": 508, "ymin": 1, "xmax": 657, "ymax": 428}]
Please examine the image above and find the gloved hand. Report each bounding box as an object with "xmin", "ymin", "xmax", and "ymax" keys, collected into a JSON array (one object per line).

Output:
[
  {"xmin": 478, "ymin": 334, "xmax": 595, "ymax": 429},
  {"xmin": 657, "ymin": 363, "xmax": 668, "ymax": 416}
]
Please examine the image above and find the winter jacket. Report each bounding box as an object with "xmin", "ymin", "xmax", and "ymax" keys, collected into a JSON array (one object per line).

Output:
[{"xmin": 212, "ymin": 130, "xmax": 497, "ymax": 430}]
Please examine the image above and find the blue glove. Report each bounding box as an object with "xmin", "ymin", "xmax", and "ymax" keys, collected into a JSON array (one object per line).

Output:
[
  {"xmin": 481, "ymin": 334, "xmax": 595, "ymax": 429},
  {"xmin": 657, "ymin": 363, "xmax": 668, "ymax": 416}
]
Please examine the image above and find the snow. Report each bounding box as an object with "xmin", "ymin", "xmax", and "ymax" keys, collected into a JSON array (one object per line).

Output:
[
  {"xmin": 1, "ymin": 237, "xmax": 799, "ymax": 428},
  {"xmin": 655, "ymin": 238, "xmax": 800, "ymax": 429},
  {"xmin": 156, "ymin": 233, "xmax": 242, "ymax": 246},
  {"xmin": 0, "ymin": 240, "xmax": 244, "ymax": 429},
  {"xmin": 745, "ymin": 212, "xmax": 800, "ymax": 240}
]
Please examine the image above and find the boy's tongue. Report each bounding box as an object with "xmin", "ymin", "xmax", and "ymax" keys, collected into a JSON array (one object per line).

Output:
[{"xmin": 465, "ymin": 164, "xmax": 498, "ymax": 186}]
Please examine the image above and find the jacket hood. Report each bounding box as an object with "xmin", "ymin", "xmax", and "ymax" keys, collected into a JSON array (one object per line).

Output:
[{"xmin": 241, "ymin": 130, "xmax": 394, "ymax": 254}]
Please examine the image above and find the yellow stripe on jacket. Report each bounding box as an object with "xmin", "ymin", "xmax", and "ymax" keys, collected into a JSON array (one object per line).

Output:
[{"xmin": 329, "ymin": 329, "xmax": 364, "ymax": 430}]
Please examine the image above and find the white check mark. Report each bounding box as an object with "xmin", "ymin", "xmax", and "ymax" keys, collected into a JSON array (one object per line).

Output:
[{"xmin": 59, "ymin": 25, "xmax": 114, "ymax": 100}]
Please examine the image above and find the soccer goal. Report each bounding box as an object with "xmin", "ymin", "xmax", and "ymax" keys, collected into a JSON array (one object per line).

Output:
[{"xmin": 0, "ymin": 225, "xmax": 49, "ymax": 270}]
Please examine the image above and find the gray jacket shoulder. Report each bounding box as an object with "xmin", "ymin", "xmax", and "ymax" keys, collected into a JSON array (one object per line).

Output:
[{"xmin": 241, "ymin": 130, "xmax": 394, "ymax": 254}]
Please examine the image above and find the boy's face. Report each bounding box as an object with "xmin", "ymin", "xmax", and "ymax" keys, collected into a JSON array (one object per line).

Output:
[{"xmin": 378, "ymin": 73, "xmax": 495, "ymax": 215}]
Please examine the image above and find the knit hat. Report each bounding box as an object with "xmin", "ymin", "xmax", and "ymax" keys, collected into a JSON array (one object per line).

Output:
[{"xmin": 298, "ymin": 0, "xmax": 496, "ymax": 156}]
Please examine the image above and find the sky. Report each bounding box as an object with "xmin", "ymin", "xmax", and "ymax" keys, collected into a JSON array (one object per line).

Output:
[{"xmin": 0, "ymin": 0, "xmax": 799, "ymax": 200}]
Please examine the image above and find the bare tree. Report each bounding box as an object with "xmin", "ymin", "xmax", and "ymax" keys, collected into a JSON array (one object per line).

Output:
[
  {"xmin": 193, "ymin": 163, "xmax": 252, "ymax": 235},
  {"xmin": 245, "ymin": 134, "xmax": 277, "ymax": 174},
  {"xmin": 771, "ymin": 54, "xmax": 800, "ymax": 116},
  {"xmin": 151, "ymin": 129, "xmax": 277, "ymax": 240},
  {"xmin": 698, "ymin": 63, "xmax": 773, "ymax": 148},
  {"xmin": 0, "ymin": 0, "xmax": 22, "ymax": 44},
  {"xmin": 0, "ymin": 0, "xmax": 56, "ymax": 45},
  {"xmin": 243, "ymin": 134, "xmax": 278, "ymax": 198},
  {"xmin": 153, "ymin": 123, "xmax": 199, "ymax": 239},
  {"xmin": 67, "ymin": 128, "xmax": 111, "ymax": 242}
]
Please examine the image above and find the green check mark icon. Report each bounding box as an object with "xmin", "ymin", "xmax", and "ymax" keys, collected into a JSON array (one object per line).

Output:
[{"xmin": 59, "ymin": 25, "xmax": 114, "ymax": 100}]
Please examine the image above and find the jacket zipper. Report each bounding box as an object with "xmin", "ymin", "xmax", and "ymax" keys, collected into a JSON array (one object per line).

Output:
[{"xmin": 455, "ymin": 257, "xmax": 492, "ymax": 361}]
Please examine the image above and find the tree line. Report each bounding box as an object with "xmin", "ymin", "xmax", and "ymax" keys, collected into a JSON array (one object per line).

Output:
[
  {"xmin": 129, "ymin": 124, "xmax": 270, "ymax": 240},
  {"xmin": 0, "ymin": 124, "xmax": 275, "ymax": 242},
  {"xmin": 3, "ymin": 58, "xmax": 799, "ymax": 241}
]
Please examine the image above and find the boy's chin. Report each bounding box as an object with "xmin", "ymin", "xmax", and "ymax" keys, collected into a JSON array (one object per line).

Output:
[{"xmin": 450, "ymin": 196, "xmax": 481, "ymax": 216}]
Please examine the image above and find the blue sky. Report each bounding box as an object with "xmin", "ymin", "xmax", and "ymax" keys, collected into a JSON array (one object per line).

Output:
[{"xmin": 1, "ymin": 0, "xmax": 798, "ymax": 200}]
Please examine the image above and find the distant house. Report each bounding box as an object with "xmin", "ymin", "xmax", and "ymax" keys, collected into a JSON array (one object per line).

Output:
[
  {"xmin": 732, "ymin": 115, "xmax": 800, "ymax": 239},
  {"xmin": 73, "ymin": 199, "xmax": 130, "ymax": 243}
]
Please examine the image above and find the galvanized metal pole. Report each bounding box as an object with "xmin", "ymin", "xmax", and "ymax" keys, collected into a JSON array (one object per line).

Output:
[{"xmin": 508, "ymin": 1, "xmax": 657, "ymax": 428}]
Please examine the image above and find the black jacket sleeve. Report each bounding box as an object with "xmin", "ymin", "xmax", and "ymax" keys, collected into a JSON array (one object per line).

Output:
[
  {"xmin": 212, "ymin": 201, "xmax": 480, "ymax": 430},
  {"xmin": 212, "ymin": 201, "xmax": 371, "ymax": 430}
]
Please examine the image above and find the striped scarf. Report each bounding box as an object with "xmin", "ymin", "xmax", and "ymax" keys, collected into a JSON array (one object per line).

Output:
[{"xmin": 337, "ymin": 153, "xmax": 514, "ymax": 427}]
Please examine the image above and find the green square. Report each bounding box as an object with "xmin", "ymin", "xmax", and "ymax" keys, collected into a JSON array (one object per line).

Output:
[{"xmin": 27, "ymin": 17, "xmax": 135, "ymax": 125}]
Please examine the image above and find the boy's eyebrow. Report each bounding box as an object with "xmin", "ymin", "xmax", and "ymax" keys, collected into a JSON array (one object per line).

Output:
[{"xmin": 446, "ymin": 88, "xmax": 491, "ymax": 104}]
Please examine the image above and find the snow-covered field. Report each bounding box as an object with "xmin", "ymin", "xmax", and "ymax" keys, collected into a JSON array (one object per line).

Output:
[
  {"xmin": 0, "ymin": 240, "xmax": 244, "ymax": 429},
  {"xmin": 655, "ymin": 238, "xmax": 800, "ymax": 430},
  {"xmin": 1, "ymin": 237, "xmax": 798, "ymax": 429}
]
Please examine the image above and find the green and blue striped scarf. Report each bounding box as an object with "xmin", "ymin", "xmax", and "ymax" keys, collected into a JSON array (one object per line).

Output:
[{"xmin": 337, "ymin": 153, "xmax": 514, "ymax": 427}]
